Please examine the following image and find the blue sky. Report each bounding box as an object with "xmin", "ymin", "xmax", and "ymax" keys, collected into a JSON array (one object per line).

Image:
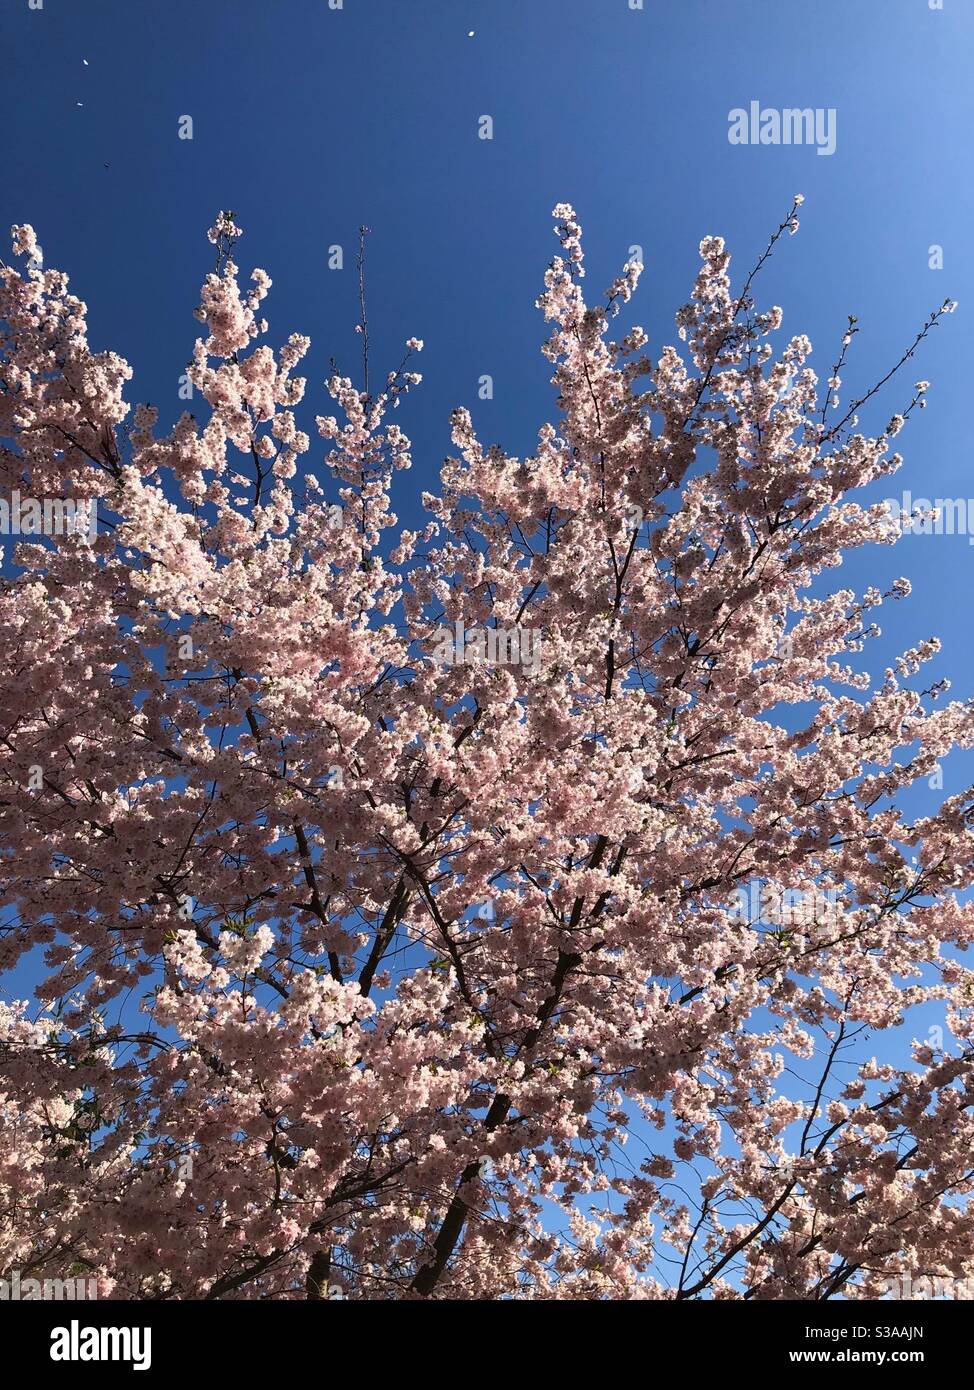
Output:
[{"xmin": 2, "ymin": 2, "xmax": 969, "ymax": 592}]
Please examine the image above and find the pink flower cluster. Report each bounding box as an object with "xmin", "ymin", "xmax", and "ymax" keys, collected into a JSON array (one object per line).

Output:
[{"xmin": 1, "ymin": 205, "xmax": 972, "ymax": 1300}]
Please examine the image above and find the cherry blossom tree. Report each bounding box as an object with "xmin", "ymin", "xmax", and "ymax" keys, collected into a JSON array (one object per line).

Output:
[{"xmin": 1, "ymin": 202, "xmax": 972, "ymax": 1301}]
